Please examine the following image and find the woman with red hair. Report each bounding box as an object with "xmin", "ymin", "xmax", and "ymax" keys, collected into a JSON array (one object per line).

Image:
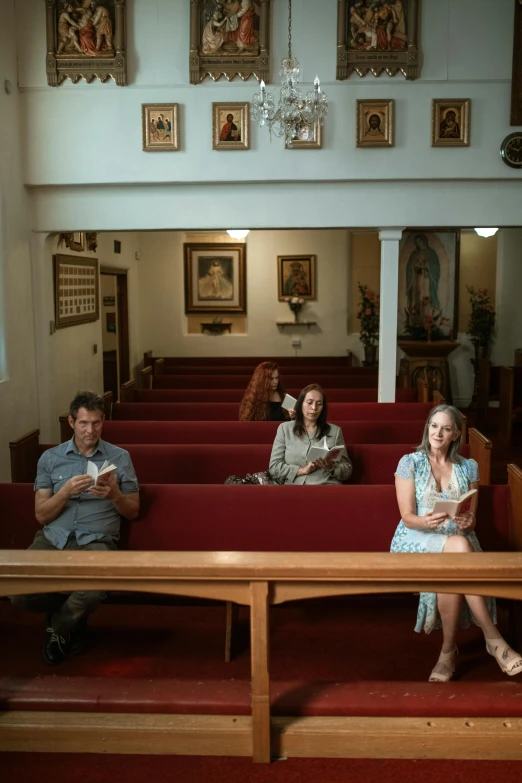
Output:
[{"xmin": 239, "ymin": 362, "xmax": 292, "ymax": 421}]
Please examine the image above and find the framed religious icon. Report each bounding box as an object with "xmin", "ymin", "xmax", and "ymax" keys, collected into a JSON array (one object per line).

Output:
[
  {"xmin": 189, "ymin": 0, "xmax": 270, "ymax": 85},
  {"xmin": 184, "ymin": 243, "xmax": 247, "ymax": 314},
  {"xmin": 212, "ymin": 103, "xmax": 250, "ymax": 150},
  {"xmin": 397, "ymin": 230, "xmax": 460, "ymax": 341},
  {"xmin": 45, "ymin": 1, "xmax": 127, "ymax": 87},
  {"xmin": 277, "ymin": 255, "xmax": 316, "ymax": 301},
  {"xmin": 54, "ymin": 254, "xmax": 100, "ymax": 328},
  {"xmin": 142, "ymin": 104, "xmax": 180, "ymax": 152},
  {"xmin": 356, "ymin": 100, "xmax": 394, "ymax": 147},
  {"xmin": 337, "ymin": 0, "xmax": 420, "ymax": 80},
  {"xmin": 287, "ymin": 121, "xmax": 323, "ymax": 150},
  {"xmin": 431, "ymin": 100, "xmax": 470, "ymax": 147}
]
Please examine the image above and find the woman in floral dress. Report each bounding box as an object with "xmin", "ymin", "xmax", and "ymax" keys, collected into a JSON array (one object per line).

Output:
[{"xmin": 391, "ymin": 404, "xmax": 522, "ymax": 682}]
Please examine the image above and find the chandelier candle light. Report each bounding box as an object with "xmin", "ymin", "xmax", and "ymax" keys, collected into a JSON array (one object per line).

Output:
[{"xmin": 251, "ymin": 0, "xmax": 328, "ymax": 148}]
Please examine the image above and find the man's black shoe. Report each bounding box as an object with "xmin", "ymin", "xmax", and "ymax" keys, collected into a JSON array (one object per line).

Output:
[
  {"xmin": 43, "ymin": 623, "xmax": 69, "ymax": 666},
  {"xmin": 69, "ymin": 620, "xmax": 87, "ymax": 656}
]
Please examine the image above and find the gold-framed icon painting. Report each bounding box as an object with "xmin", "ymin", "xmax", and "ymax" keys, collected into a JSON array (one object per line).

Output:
[
  {"xmin": 142, "ymin": 104, "xmax": 180, "ymax": 151},
  {"xmin": 287, "ymin": 121, "xmax": 323, "ymax": 150},
  {"xmin": 184, "ymin": 243, "xmax": 247, "ymax": 314},
  {"xmin": 189, "ymin": 0, "xmax": 270, "ymax": 85},
  {"xmin": 337, "ymin": 0, "xmax": 420, "ymax": 81},
  {"xmin": 356, "ymin": 100, "xmax": 394, "ymax": 147},
  {"xmin": 398, "ymin": 230, "xmax": 460, "ymax": 341},
  {"xmin": 277, "ymin": 255, "xmax": 316, "ymax": 301},
  {"xmin": 212, "ymin": 103, "xmax": 249, "ymax": 150},
  {"xmin": 54, "ymin": 254, "xmax": 100, "ymax": 329},
  {"xmin": 431, "ymin": 99, "xmax": 470, "ymax": 147}
]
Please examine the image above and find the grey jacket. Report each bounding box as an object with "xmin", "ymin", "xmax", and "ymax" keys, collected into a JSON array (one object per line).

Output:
[{"xmin": 269, "ymin": 421, "xmax": 352, "ymax": 485}]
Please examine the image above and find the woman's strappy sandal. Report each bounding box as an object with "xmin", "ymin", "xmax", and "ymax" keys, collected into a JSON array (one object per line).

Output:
[
  {"xmin": 429, "ymin": 647, "xmax": 458, "ymax": 682},
  {"xmin": 486, "ymin": 638, "xmax": 522, "ymax": 677}
]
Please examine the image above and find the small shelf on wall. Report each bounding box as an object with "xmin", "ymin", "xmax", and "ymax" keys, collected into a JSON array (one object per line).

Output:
[
  {"xmin": 276, "ymin": 321, "xmax": 317, "ymax": 330},
  {"xmin": 200, "ymin": 322, "xmax": 232, "ymax": 335}
]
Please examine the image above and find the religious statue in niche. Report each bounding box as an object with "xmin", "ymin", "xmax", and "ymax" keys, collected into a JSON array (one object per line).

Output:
[
  {"xmin": 337, "ymin": 0, "xmax": 420, "ymax": 80},
  {"xmin": 46, "ymin": 1, "xmax": 127, "ymax": 87},
  {"xmin": 189, "ymin": 0, "xmax": 270, "ymax": 84}
]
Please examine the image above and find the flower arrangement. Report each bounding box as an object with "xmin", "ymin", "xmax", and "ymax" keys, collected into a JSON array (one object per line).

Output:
[
  {"xmin": 356, "ymin": 283, "xmax": 380, "ymax": 346},
  {"xmin": 466, "ymin": 286, "xmax": 495, "ymax": 348},
  {"xmin": 403, "ymin": 296, "xmax": 450, "ymax": 341},
  {"xmin": 284, "ymin": 296, "xmax": 305, "ymax": 323}
]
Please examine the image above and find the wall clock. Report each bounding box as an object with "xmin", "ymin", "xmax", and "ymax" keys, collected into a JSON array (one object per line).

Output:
[{"xmin": 500, "ymin": 132, "xmax": 522, "ymax": 168}]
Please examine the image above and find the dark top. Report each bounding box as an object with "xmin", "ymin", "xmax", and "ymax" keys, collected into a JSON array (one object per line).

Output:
[{"xmin": 269, "ymin": 401, "xmax": 286, "ymax": 421}]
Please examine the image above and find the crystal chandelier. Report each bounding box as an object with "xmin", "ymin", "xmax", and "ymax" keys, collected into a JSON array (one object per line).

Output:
[{"xmin": 251, "ymin": 0, "xmax": 328, "ymax": 148}]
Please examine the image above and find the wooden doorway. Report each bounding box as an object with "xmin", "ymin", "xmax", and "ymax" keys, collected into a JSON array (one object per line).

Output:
[{"xmin": 100, "ymin": 268, "xmax": 130, "ymax": 401}]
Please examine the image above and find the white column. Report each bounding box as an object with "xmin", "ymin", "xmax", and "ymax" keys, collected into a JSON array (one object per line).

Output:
[{"xmin": 378, "ymin": 229, "xmax": 404, "ymax": 402}]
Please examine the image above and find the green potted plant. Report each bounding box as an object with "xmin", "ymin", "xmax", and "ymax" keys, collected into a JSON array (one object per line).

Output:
[
  {"xmin": 467, "ymin": 286, "xmax": 496, "ymax": 368},
  {"xmin": 356, "ymin": 283, "xmax": 379, "ymax": 365}
]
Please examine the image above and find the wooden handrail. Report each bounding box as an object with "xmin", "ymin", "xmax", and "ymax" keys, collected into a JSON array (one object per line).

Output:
[
  {"xmin": 468, "ymin": 427, "xmax": 492, "ymax": 485},
  {"xmin": 139, "ymin": 365, "xmax": 152, "ymax": 390},
  {"xmin": 120, "ymin": 379, "xmax": 136, "ymax": 402},
  {"xmin": 9, "ymin": 429, "xmax": 40, "ymax": 483}
]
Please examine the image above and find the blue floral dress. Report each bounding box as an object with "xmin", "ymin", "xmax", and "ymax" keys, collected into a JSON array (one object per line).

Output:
[{"xmin": 390, "ymin": 451, "xmax": 496, "ymax": 634}]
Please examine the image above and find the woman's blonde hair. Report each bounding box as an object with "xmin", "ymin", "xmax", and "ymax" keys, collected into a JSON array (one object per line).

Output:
[{"xmin": 416, "ymin": 404, "xmax": 463, "ymax": 463}]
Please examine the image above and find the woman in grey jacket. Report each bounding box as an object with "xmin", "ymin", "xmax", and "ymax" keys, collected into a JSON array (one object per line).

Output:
[{"xmin": 269, "ymin": 384, "xmax": 352, "ymax": 485}]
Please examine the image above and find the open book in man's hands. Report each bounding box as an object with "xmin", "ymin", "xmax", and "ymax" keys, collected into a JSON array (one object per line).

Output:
[
  {"xmin": 87, "ymin": 459, "xmax": 117, "ymax": 485},
  {"xmin": 308, "ymin": 436, "xmax": 347, "ymax": 464},
  {"xmin": 281, "ymin": 394, "xmax": 297, "ymax": 411},
  {"xmin": 432, "ymin": 488, "xmax": 478, "ymax": 518}
]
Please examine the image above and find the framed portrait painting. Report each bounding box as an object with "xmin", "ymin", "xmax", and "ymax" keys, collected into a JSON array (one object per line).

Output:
[
  {"xmin": 431, "ymin": 99, "xmax": 470, "ymax": 147},
  {"xmin": 212, "ymin": 103, "xmax": 249, "ymax": 150},
  {"xmin": 287, "ymin": 121, "xmax": 323, "ymax": 150},
  {"xmin": 45, "ymin": 0, "xmax": 127, "ymax": 87},
  {"xmin": 189, "ymin": 0, "xmax": 270, "ymax": 85},
  {"xmin": 356, "ymin": 100, "xmax": 394, "ymax": 147},
  {"xmin": 184, "ymin": 243, "xmax": 246, "ymax": 314},
  {"xmin": 337, "ymin": 0, "xmax": 420, "ymax": 81},
  {"xmin": 142, "ymin": 104, "xmax": 180, "ymax": 151},
  {"xmin": 54, "ymin": 254, "xmax": 99, "ymax": 329},
  {"xmin": 398, "ymin": 230, "xmax": 460, "ymax": 341},
  {"xmin": 277, "ymin": 255, "xmax": 316, "ymax": 301}
]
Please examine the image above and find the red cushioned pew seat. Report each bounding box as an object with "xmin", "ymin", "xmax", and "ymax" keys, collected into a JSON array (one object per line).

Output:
[
  {"xmin": 100, "ymin": 420, "xmax": 427, "ymax": 444},
  {"xmin": 152, "ymin": 374, "xmax": 382, "ymax": 389},
  {"xmin": 111, "ymin": 402, "xmax": 433, "ymax": 422},
  {"xmin": 133, "ymin": 388, "xmax": 417, "ymax": 404}
]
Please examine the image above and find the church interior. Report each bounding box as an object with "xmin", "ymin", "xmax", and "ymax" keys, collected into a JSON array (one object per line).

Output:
[{"xmin": 1, "ymin": 1, "xmax": 522, "ymax": 780}]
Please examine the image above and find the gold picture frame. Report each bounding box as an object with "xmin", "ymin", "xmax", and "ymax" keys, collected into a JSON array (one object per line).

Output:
[
  {"xmin": 356, "ymin": 100, "xmax": 394, "ymax": 147},
  {"xmin": 45, "ymin": 0, "xmax": 127, "ymax": 87},
  {"xmin": 189, "ymin": 0, "xmax": 270, "ymax": 85},
  {"xmin": 212, "ymin": 103, "xmax": 250, "ymax": 151},
  {"xmin": 287, "ymin": 121, "xmax": 323, "ymax": 150},
  {"xmin": 431, "ymin": 99, "xmax": 470, "ymax": 147},
  {"xmin": 142, "ymin": 104, "xmax": 180, "ymax": 152},
  {"xmin": 337, "ymin": 0, "xmax": 420, "ymax": 81},
  {"xmin": 277, "ymin": 255, "xmax": 316, "ymax": 301},
  {"xmin": 54, "ymin": 254, "xmax": 99, "ymax": 329},
  {"xmin": 184, "ymin": 243, "xmax": 247, "ymax": 314}
]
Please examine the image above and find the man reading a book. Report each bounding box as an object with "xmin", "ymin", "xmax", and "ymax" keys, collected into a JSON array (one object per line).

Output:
[{"xmin": 10, "ymin": 390, "xmax": 139, "ymax": 665}]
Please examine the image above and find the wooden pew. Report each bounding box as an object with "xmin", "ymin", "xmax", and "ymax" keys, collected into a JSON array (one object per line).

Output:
[
  {"xmin": 10, "ymin": 427, "xmax": 489, "ymax": 484},
  {"xmin": 1, "ymin": 467, "xmax": 521, "ymax": 762},
  {"xmin": 499, "ymin": 366, "xmax": 522, "ymax": 443},
  {"xmin": 144, "ymin": 351, "xmax": 355, "ymax": 369},
  {"xmin": 476, "ymin": 359, "xmax": 501, "ymax": 429},
  {"xmin": 121, "ymin": 380, "xmax": 418, "ymax": 404},
  {"xmin": 151, "ymin": 373, "xmax": 383, "ymax": 389}
]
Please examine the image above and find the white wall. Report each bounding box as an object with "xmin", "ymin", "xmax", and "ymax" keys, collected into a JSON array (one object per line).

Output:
[
  {"xmin": 138, "ymin": 230, "xmax": 354, "ymax": 357},
  {"xmin": 0, "ymin": 1, "xmax": 39, "ymax": 481},
  {"xmin": 16, "ymin": 0, "xmax": 520, "ymax": 187},
  {"xmin": 492, "ymin": 229, "xmax": 522, "ymax": 366},
  {"xmin": 30, "ymin": 232, "xmax": 141, "ymax": 443}
]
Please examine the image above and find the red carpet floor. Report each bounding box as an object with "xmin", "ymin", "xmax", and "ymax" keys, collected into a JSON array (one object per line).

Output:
[{"xmin": 2, "ymin": 754, "xmax": 522, "ymax": 783}]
